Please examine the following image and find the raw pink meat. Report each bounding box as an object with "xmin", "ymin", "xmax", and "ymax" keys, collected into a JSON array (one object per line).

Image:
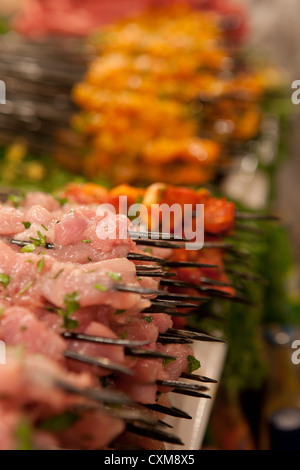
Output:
[
  {"xmin": 0, "ymin": 206, "xmax": 24, "ymax": 235},
  {"xmin": 0, "ymin": 408, "xmax": 20, "ymax": 451},
  {"xmin": 115, "ymin": 380, "xmax": 157, "ymax": 405},
  {"xmin": 0, "ymin": 306, "xmax": 66, "ymax": 362},
  {"xmin": 66, "ymin": 321, "xmax": 126, "ymax": 376},
  {"xmin": 0, "ymin": 348, "xmax": 93, "ymax": 412},
  {"xmin": 113, "ymin": 317, "xmax": 159, "ymax": 350},
  {"xmin": 2, "ymin": 202, "xmax": 136, "ymax": 263},
  {"xmin": 157, "ymin": 343, "xmax": 194, "ymax": 380},
  {"xmin": 22, "ymin": 192, "xmax": 61, "ymax": 212},
  {"xmin": 0, "ymin": 242, "xmax": 148, "ymax": 311},
  {"xmin": 58, "ymin": 411, "xmax": 125, "ymax": 450},
  {"xmin": 151, "ymin": 313, "xmax": 173, "ymax": 333}
]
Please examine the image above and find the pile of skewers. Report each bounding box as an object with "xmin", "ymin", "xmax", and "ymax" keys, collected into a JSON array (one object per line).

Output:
[
  {"xmin": 0, "ymin": 1, "xmax": 283, "ymax": 451},
  {"xmin": 0, "ymin": 34, "xmax": 85, "ymax": 156},
  {"xmin": 0, "ymin": 181, "xmax": 276, "ymax": 450}
]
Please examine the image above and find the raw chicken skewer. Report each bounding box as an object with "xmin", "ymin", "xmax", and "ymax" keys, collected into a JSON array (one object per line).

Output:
[{"xmin": 0, "ymin": 183, "xmax": 272, "ymax": 449}]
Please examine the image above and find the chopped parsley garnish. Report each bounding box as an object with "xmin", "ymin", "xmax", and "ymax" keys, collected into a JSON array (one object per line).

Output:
[
  {"xmin": 144, "ymin": 248, "xmax": 153, "ymax": 254},
  {"xmin": 21, "ymin": 244, "xmax": 36, "ymax": 253},
  {"xmin": 20, "ymin": 325, "xmax": 27, "ymax": 332},
  {"xmin": 114, "ymin": 309, "xmax": 126, "ymax": 315},
  {"xmin": 87, "ymin": 257, "xmax": 93, "ymax": 262},
  {"xmin": 41, "ymin": 224, "xmax": 48, "ymax": 231},
  {"xmin": 137, "ymin": 277, "xmax": 142, "ymax": 281},
  {"xmin": 26, "ymin": 259, "xmax": 34, "ymax": 264},
  {"xmin": 144, "ymin": 316, "xmax": 153, "ymax": 323},
  {"xmin": 17, "ymin": 281, "xmax": 33, "ymax": 296},
  {"xmin": 64, "ymin": 291, "xmax": 80, "ymax": 315},
  {"xmin": 37, "ymin": 257, "xmax": 45, "ymax": 273},
  {"xmin": 57, "ymin": 291, "xmax": 80, "ymax": 332},
  {"xmin": 22, "ymin": 221, "xmax": 31, "ymax": 229},
  {"xmin": 52, "ymin": 268, "xmax": 64, "ymax": 279},
  {"xmin": 39, "ymin": 412, "xmax": 79, "ymax": 433},
  {"xmin": 106, "ymin": 271, "xmax": 122, "ymax": 281},
  {"xmin": 94, "ymin": 284, "xmax": 107, "ymax": 292},
  {"xmin": 119, "ymin": 330, "xmax": 128, "ymax": 339},
  {"xmin": 30, "ymin": 230, "xmax": 46, "ymax": 247},
  {"xmin": 163, "ymin": 357, "xmax": 176, "ymax": 368},
  {"xmin": 0, "ymin": 273, "xmax": 11, "ymax": 288},
  {"xmin": 82, "ymin": 239, "xmax": 91, "ymax": 244},
  {"xmin": 187, "ymin": 355, "xmax": 201, "ymax": 374}
]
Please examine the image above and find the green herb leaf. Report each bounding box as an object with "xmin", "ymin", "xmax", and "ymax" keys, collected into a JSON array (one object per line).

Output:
[
  {"xmin": 64, "ymin": 291, "xmax": 80, "ymax": 316},
  {"xmin": 144, "ymin": 316, "xmax": 153, "ymax": 323},
  {"xmin": 0, "ymin": 273, "xmax": 11, "ymax": 288},
  {"xmin": 37, "ymin": 257, "xmax": 45, "ymax": 273},
  {"xmin": 52, "ymin": 268, "xmax": 64, "ymax": 279},
  {"xmin": 82, "ymin": 239, "xmax": 91, "ymax": 244},
  {"xmin": 30, "ymin": 230, "xmax": 47, "ymax": 247},
  {"xmin": 106, "ymin": 271, "xmax": 122, "ymax": 281},
  {"xmin": 57, "ymin": 309, "xmax": 79, "ymax": 332},
  {"xmin": 187, "ymin": 355, "xmax": 201, "ymax": 374},
  {"xmin": 57, "ymin": 292, "xmax": 80, "ymax": 331},
  {"xmin": 94, "ymin": 284, "xmax": 107, "ymax": 292},
  {"xmin": 163, "ymin": 357, "xmax": 176, "ymax": 367},
  {"xmin": 22, "ymin": 221, "xmax": 31, "ymax": 229},
  {"xmin": 39, "ymin": 412, "xmax": 79, "ymax": 433},
  {"xmin": 119, "ymin": 330, "xmax": 128, "ymax": 339},
  {"xmin": 41, "ymin": 224, "xmax": 48, "ymax": 231},
  {"xmin": 114, "ymin": 309, "xmax": 126, "ymax": 315},
  {"xmin": 17, "ymin": 281, "xmax": 33, "ymax": 296},
  {"xmin": 21, "ymin": 244, "xmax": 36, "ymax": 253}
]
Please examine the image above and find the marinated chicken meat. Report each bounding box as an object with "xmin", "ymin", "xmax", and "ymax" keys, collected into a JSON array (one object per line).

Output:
[{"xmin": 0, "ymin": 191, "xmax": 204, "ymax": 449}]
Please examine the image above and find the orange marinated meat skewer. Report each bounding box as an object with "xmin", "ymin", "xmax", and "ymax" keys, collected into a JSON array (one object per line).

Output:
[
  {"xmin": 56, "ymin": 5, "xmax": 267, "ymax": 186},
  {"xmin": 61, "ymin": 182, "xmax": 236, "ymax": 299}
]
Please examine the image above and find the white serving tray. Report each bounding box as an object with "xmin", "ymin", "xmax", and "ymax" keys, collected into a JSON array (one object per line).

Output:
[{"xmin": 165, "ymin": 339, "xmax": 227, "ymax": 450}]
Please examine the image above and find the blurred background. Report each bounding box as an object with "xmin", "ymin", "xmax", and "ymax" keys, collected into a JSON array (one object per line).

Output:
[{"xmin": 1, "ymin": 0, "xmax": 300, "ymax": 450}]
